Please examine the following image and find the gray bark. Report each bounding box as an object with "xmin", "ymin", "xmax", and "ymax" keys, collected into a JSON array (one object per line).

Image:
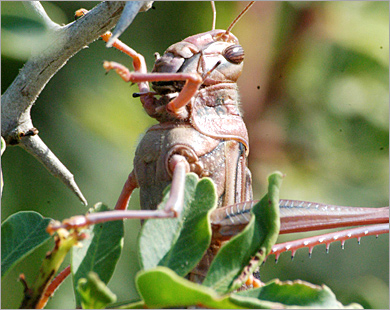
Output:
[{"xmin": 1, "ymin": 1, "xmax": 152, "ymax": 205}]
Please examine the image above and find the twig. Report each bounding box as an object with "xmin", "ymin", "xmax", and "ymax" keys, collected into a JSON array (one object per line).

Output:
[
  {"xmin": 23, "ymin": 1, "xmax": 60, "ymax": 30},
  {"xmin": 36, "ymin": 265, "xmax": 71, "ymax": 309},
  {"xmin": 19, "ymin": 229, "xmax": 83, "ymax": 309},
  {"xmin": 20, "ymin": 135, "xmax": 88, "ymax": 205}
]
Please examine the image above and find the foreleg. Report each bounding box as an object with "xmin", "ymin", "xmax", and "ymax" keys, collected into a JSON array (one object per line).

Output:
[{"xmin": 47, "ymin": 156, "xmax": 190, "ymax": 231}]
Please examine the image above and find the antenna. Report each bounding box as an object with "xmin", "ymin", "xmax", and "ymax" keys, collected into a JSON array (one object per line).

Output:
[
  {"xmin": 225, "ymin": 1, "xmax": 255, "ymax": 34},
  {"xmin": 211, "ymin": 1, "xmax": 216, "ymax": 30}
]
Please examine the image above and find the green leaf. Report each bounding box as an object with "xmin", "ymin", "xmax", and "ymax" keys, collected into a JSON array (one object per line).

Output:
[
  {"xmin": 138, "ymin": 173, "xmax": 217, "ymax": 277},
  {"xmin": 1, "ymin": 211, "xmax": 52, "ymax": 277},
  {"xmin": 135, "ymin": 267, "xmax": 360, "ymax": 309},
  {"xmin": 77, "ymin": 272, "xmax": 117, "ymax": 309},
  {"xmin": 136, "ymin": 266, "xmax": 245, "ymax": 309},
  {"xmin": 203, "ymin": 171, "xmax": 283, "ymax": 293},
  {"xmin": 233, "ymin": 279, "xmax": 363, "ymax": 309},
  {"xmin": 1, "ymin": 136, "xmax": 5, "ymax": 192},
  {"xmin": 72, "ymin": 203, "xmax": 124, "ymax": 307},
  {"xmin": 1, "ymin": 136, "xmax": 5, "ymax": 156}
]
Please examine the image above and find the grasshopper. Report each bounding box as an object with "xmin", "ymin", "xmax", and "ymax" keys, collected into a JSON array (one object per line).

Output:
[{"xmin": 51, "ymin": 1, "xmax": 389, "ymax": 287}]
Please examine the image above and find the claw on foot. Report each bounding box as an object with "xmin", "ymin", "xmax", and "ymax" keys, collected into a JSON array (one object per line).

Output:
[
  {"xmin": 103, "ymin": 61, "xmax": 131, "ymax": 82},
  {"xmin": 245, "ymin": 274, "xmax": 264, "ymax": 288},
  {"xmin": 46, "ymin": 216, "xmax": 89, "ymax": 235}
]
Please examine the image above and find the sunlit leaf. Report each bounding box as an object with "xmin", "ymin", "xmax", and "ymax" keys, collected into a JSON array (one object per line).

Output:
[
  {"xmin": 1, "ymin": 136, "xmax": 5, "ymax": 155},
  {"xmin": 138, "ymin": 173, "xmax": 217, "ymax": 277},
  {"xmin": 136, "ymin": 266, "xmax": 247, "ymax": 309},
  {"xmin": 203, "ymin": 172, "xmax": 283, "ymax": 293},
  {"xmin": 233, "ymin": 279, "xmax": 363, "ymax": 309},
  {"xmin": 135, "ymin": 267, "xmax": 360, "ymax": 309},
  {"xmin": 1, "ymin": 136, "xmax": 6, "ymax": 193}
]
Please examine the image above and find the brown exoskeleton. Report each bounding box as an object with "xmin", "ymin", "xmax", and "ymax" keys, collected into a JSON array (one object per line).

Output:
[{"xmin": 51, "ymin": 1, "xmax": 389, "ymax": 287}]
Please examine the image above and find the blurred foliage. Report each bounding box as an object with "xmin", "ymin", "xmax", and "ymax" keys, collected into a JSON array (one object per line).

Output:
[{"xmin": 1, "ymin": 1, "xmax": 388, "ymax": 309}]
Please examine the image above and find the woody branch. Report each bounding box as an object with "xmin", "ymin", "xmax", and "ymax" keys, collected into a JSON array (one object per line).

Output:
[{"xmin": 1, "ymin": 1, "xmax": 152, "ymax": 205}]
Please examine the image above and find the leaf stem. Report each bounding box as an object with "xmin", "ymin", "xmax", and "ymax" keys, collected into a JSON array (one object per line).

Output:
[{"xmin": 36, "ymin": 265, "xmax": 71, "ymax": 309}]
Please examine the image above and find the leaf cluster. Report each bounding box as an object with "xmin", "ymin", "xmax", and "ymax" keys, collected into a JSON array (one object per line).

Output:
[{"xmin": 1, "ymin": 172, "xmax": 360, "ymax": 308}]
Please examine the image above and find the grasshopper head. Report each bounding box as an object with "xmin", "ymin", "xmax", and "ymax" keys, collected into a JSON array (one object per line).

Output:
[{"xmin": 151, "ymin": 29, "xmax": 244, "ymax": 94}]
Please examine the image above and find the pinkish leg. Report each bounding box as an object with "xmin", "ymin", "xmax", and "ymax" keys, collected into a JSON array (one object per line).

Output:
[
  {"xmin": 241, "ymin": 223, "xmax": 388, "ymax": 284},
  {"xmin": 270, "ymin": 223, "xmax": 389, "ymax": 262},
  {"xmin": 165, "ymin": 154, "xmax": 190, "ymax": 215},
  {"xmin": 165, "ymin": 75, "xmax": 202, "ymax": 116},
  {"xmin": 211, "ymin": 200, "xmax": 389, "ymax": 239},
  {"xmin": 101, "ymin": 32, "xmax": 147, "ymax": 74},
  {"xmin": 103, "ymin": 61, "xmax": 203, "ymax": 118},
  {"xmin": 115, "ymin": 170, "xmax": 139, "ymax": 210},
  {"xmin": 47, "ymin": 156, "xmax": 190, "ymax": 232},
  {"xmin": 102, "ymin": 30, "xmax": 229, "ymax": 119},
  {"xmin": 278, "ymin": 200, "xmax": 389, "ymax": 234},
  {"xmin": 101, "ymin": 32, "xmax": 149, "ymax": 93}
]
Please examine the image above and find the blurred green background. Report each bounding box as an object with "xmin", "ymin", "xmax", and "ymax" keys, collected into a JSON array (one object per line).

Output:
[{"xmin": 1, "ymin": 1, "xmax": 388, "ymax": 308}]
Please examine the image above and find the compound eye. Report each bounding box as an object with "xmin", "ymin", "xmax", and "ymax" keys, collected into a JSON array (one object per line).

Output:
[{"xmin": 222, "ymin": 44, "xmax": 244, "ymax": 64}]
